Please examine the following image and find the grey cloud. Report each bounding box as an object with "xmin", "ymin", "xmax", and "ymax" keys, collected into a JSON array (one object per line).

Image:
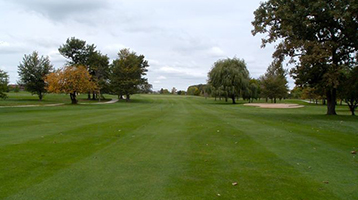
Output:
[
  {"xmin": 0, "ymin": 41, "xmax": 28, "ymax": 54},
  {"xmin": 7, "ymin": 0, "xmax": 110, "ymax": 21}
]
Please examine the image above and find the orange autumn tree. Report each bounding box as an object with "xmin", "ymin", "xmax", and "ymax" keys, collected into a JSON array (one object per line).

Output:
[{"xmin": 46, "ymin": 66, "xmax": 97, "ymax": 104}]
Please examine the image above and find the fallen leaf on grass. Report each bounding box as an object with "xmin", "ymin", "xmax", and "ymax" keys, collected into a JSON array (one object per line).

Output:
[
  {"xmin": 232, "ymin": 182, "xmax": 238, "ymax": 186},
  {"xmin": 351, "ymin": 151, "xmax": 357, "ymax": 155}
]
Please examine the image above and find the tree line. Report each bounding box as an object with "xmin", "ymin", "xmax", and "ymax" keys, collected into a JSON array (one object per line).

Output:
[{"xmin": 0, "ymin": 37, "xmax": 150, "ymax": 104}]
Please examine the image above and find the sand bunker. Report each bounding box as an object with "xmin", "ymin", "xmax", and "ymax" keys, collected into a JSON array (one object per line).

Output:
[{"xmin": 244, "ymin": 103, "xmax": 304, "ymax": 109}]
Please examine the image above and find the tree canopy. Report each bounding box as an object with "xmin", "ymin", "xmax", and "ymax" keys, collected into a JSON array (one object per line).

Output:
[
  {"xmin": 252, "ymin": 0, "xmax": 358, "ymax": 115},
  {"xmin": 110, "ymin": 49, "xmax": 149, "ymax": 101},
  {"xmin": 59, "ymin": 37, "xmax": 110, "ymax": 100},
  {"xmin": 0, "ymin": 69, "xmax": 9, "ymax": 99},
  {"xmin": 46, "ymin": 66, "xmax": 97, "ymax": 104},
  {"xmin": 58, "ymin": 37, "xmax": 96, "ymax": 66},
  {"xmin": 259, "ymin": 62, "xmax": 288, "ymax": 103},
  {"xmin": 340, "ymin": 67, "xmax": 358, "ymax": 115},
  {"xmin": 17, "ymin": 51, "xmax": 53, "ymax": 100},
  {"xmin": 208, "ymin": 58, "xmax": 249, "ymax": 104}
]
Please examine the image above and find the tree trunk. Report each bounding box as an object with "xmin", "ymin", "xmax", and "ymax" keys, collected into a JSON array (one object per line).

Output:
[
  {"xmin": 92, "ymin": 92, "xmax": 96, "ymax": 100},
  {"xmin": 349, "ymin": 105, "xmax": 356, "ymax": 116},
  {"xmin": 126, "ymin": 94, "xmax": 130, "ymax": 102},
  {"xmin": 88, "ymin": 92, "xmax": 91, "ymax": 100},
  {"xmin": 38, "ymin": 92, "xmax": 43, "ymax": 101},
  {"xmin": 323, "ymin": 99, "xmax": 326, "ymax": 105},
  {"xmin": 346, "ymin": 99, "xmax": 357, "ymax": 116},
  {"xmin": 70, "ymin": 92, "xmax": 78, "ymax": 104},
  {"xmin": 274, "ymin": 98, "xmax": 276, "ymax": 103},
  {"xmin": 326, "ymin": 89, "xmax": 337, "ymax": 115},
  {"xmin": 231, "ymin": 95, "xmax": 236, "ymax": 104}
]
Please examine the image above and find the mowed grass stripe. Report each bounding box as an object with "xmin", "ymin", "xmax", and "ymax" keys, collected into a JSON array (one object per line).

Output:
[
  {"xmin": 0, "ymin": 102, "xmax": 157, "ymax": 146},
  {"xmin": 169, "ymin": 98, "xmax": 338, "ymax": 199},
  {"xmin": 194, "ymin": 99, "xmax": 357, "ymax": 199},
  {"xmin": 0, "ymin": 97, "xmax": 173, "ymax": 199},
  {"xmin": 3, "ymin": 95, "xmax": 193, "ymax": 199}
]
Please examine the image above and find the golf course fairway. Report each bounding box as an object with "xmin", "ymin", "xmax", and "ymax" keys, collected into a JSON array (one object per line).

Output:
[{"xmin": 0, "ymin": 95, "xmax": 357, "ymax": 200}]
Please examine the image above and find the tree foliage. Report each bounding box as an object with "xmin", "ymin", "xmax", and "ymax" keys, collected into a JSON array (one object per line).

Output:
[
  {"xmin": 110, "ymin": 49, "xmax": 149, "ymax": 101},
  {"xmin": 187, "ymin": 86, "xmax": 200, "ymax": 96},
  {"xmin": 0, "ymin": 69, "xmax": 9, "ymax": 99},
  {"xmin": 252, "ymin": 0, "xmax": 358, "ymax": 115},
  {"xmin": 17, "ymin": 51, "xmax": 53, "ymax": 100},
  {"xmin": 160, "ymin": 88, "xmax": 170, "ymax": 94},
  {"xmin": 88, "ymin": 51, "xmax": 110, "ymax": 98},
  {"xmin": 242, "ymin": 79, "xmax": 260, "ymax": 103},
  {"xmin": 208, "ymin": 58, "xmax": 249, "ymax": 104},
  {"xmin": 290, "ymin": 86, "xmax": 303, "ymax": 99},
  {"xmin": 46, "ymin": 66, "xmax": 97, "ymax": 104},
  {"xmin": 59, "ymin": 37, "xmax": 110, "ymax": 100},
  {"xmin": 259, "ymin": 62, "xmax": 288, "ymax": 103},
  {"xmin": 187, "ymin": 84, "xmax": 207, "ymax": 96},
  {"xmin": 58, "ymin": 37, "xmax": 96, "ymax": 66},
  {"xmin": 340, "ymin": 67, "xmax": 358, "ymax": 115},
  {"xmin": 137, "ymin": 83, "xmax": 153, "ymax": 94}
]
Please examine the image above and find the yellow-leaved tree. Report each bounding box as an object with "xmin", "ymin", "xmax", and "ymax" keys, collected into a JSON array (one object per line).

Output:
[{"xmin": 46, "ymin": 66, "xmax": 97, "ymax": 104}]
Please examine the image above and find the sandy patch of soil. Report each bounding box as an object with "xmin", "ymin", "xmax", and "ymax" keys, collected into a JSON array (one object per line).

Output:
[{"xmin": 244, "ymin": 103, "xmax": 304, "ymax": 109}]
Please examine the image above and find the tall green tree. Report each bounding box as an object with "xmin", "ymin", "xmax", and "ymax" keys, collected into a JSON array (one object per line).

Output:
[
  {"xmin": 340, "ymin": 67, "xmax": 358, "ymax": 115},
  {"xmin": 18, "ymin": 51, "xmax": 53, "ymax": 100},
  {"xmin": 87, "ymin": 51, "xmax": 110, "ymax": 99},
  {"xmin": 208, "ymin": 58, "xmax": 249, "ymax": 104},
  {"xmin": 260, "ymin": 62, "xmax": 288, "ymax": 103},
  {"xmin": 110, "ymin": 49, "xmax": 149, "ymax": 101},
  {"xmin": 252, "ymin": 0, "xmax": 358, "ymax": 115},
  {"xmin": 0, "ymin": 69, "xmax": 9, "ymax": 99},
  {"xmin": 58, "ymin": 37, "xmax": 96, "ymax": 66},
  {"xmin": 243, "ymin": 79, "xmax": 260, "ymax": 103}
]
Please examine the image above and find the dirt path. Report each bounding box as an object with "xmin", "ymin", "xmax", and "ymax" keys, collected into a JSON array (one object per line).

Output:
[
  {"xmin": 0, "ymin": 99, "xmax": 119, "ymax": 108},
  {"xmin": 81, "ymin": 99, "xmax": 119, "ymax": 105}
]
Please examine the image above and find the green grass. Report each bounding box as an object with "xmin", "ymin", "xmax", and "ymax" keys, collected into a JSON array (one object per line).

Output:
[
  {"xmin": 0, "ymin": 95, "xmax": 357, "ymax": 199},
  {"xmin": 0, "ymin": 92, "xmax": 114, "ymax": 106}
]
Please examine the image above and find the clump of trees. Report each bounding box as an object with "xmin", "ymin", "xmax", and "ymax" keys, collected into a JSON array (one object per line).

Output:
[
  {"xmin": 59, "ymin": 37, "xmax": 110, "ymax": 100},
  {"xmin": 204, "ymin": 58, "xmax": 288, "ymax": 104},
  {"xmin": 13, "ymin": 37, "xmax": 150, "ymax": 104},
  {"xmin": 17, "ymin": 51, "xmax": 53, "ymax": 100},
  {"xmin": 259, "ymin": 62, "xmax": 288, "ymax": 103},
  {"xmin": 252, "ymin": 0, "xmax": 358, "ymax": 115},
  {"xmin": 159, "ymin": 88, "xmax": 170, "ymax": 94},
  {"xmin": 187, "ymin": 84, "xmax": 207, "ymax": 96},
  {"xmin": 0, "ymin": 69, "xmax": 9, "ymax": 99},
  {"xmin": 187, "ymin": 86, "xmax": 201, "ymax": 96},
  {"xmin": 242, "ymin": 79, "xmax": 260, "ymax": 103}
]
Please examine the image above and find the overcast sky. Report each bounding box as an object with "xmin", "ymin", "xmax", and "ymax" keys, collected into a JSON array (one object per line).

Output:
[{"xmin": 0, "ymin": 0, "xmax": 294, "ymax": 91}]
